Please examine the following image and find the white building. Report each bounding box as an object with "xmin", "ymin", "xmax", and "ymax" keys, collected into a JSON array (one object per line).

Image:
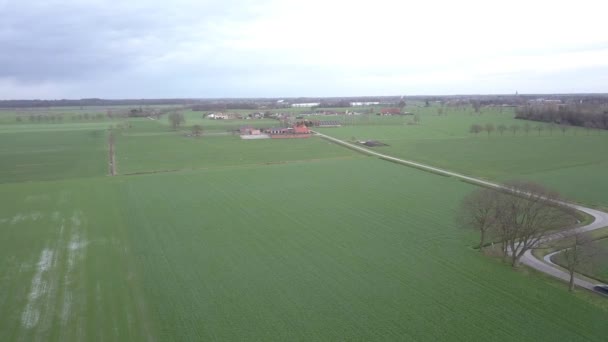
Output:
[
  {"xmin": 350, "ymin": 102, "xmax": 380, "ymax": 106},
  {"xmin": 207, "ymin": 113, "xmax": 228, "ymax": 120},
  {"xmin": 291, "ymin": 103, "xmax": 320, "ymax": 108}
]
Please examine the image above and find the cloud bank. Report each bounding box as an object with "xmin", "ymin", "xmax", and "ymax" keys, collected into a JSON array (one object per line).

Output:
[{"xmin": 0, "ymin": 0, "xmax": 607, "ymax": 98}]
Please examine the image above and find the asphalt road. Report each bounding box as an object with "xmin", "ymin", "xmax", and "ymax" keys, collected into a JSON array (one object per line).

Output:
[{"xmin": 314, "ymin": 131, "xmax": 608, "ymax": 293}]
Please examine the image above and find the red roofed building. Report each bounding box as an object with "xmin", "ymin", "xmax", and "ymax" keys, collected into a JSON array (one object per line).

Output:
[
  {"xmin": 293, "ymin": 124, "xmax": 310, "ymax": 134},
  {"xmin": 380, "ymin": 108, "xmax": 401, "ymax": 115}
]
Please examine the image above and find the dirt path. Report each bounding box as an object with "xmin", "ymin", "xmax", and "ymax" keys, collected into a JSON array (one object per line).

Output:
[
  {"xmin": 313, "ymin": 131, "xmax": 608, "ymax": 293},
  {"xmin": 108, "ymin": 132, "xmax": 116, "ymax": 176}
]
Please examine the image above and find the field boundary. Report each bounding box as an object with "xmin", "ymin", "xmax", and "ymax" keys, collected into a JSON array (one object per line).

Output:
[
  {"xmin": 313, "ymin": 130, "xmax": 608, "ymax": 293},
  {"xmin": 109, "ymin": 131, "xmax": 116, "ymax": 176},
  {"xmin": 120, "ymin": 155, "xmax": 361, "ymax": 176}
]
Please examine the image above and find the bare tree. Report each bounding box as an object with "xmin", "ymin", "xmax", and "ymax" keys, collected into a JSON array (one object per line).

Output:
[
  {"xmin": 471, "ymin": 100, "xmax": 482, "ymax": 114},
  {"xmin": 484, "ymin": 123, "xmax": 495, "ymax": 136},
  {"xmin": 509, "ymin": 124, "xmax": 520, "ymax": 135},
  {"xmin": 523, "ymin": 122, "xmax": 531, "ymax": 135},
  {"xmin": 558, "ymin": 231, "xmax": 594, "ymax": 292},
  {"xmin": 458, "ymin": 188, "xmax": 501, "ymax": 251},
  {"xmin": 584, "ymin": 121, "xmax": 593, "ymax": 135},
  {"xmin": 497, "ymin": 124, "xmax": 507, "ymax": 135},
  {"xmin": 169, "ymin": 112, "xmax": 185, "ymax": 130},
  {"xmin": 498, "ymin": 181, "xmax": 575, "ymax": 267},
  {"xmin": 548, "ymin": 122, "xmax": 556, "ymax": 135},
  {"xmin": 192, "ymin": 124, "xmax": 203, "ymax": 137},
  {"xmin": 470, "ymin": 124, "xmax": 483, "ymax": 135}
]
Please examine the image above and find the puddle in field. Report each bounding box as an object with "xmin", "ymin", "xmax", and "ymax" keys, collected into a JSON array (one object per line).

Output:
[
  {"xmin": 9, "ymin": 212, "xmax": 45, "ymax": 225},
  {"xmin": 21, "ymin": 248, "xmax": 54, "ymax": 328},
  {"xmin": 20, "ymin": 210, "xmax": 88, "ymax": 334}
]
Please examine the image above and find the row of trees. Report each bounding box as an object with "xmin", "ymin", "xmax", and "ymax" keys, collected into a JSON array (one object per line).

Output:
[
  {"xmin": 515, "ymin": 104, "xmax": 608, "ymax": 130},
  {"xmin": 14, "ymin": 106, "xmax": 185, "ymax": 123},
  {"xmin": 469, "ymin": 121, "xmax": 604, "ymax": 136},
  {"xmin": 16, "ymin": 113, "xmax": 114, "ymax": 123}
]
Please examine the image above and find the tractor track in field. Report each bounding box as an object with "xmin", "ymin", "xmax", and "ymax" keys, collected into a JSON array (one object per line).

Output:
[
  {"xmin": 313, "ymin": 130, "xmax": 608, "ymax": 295},
  {"xmin": 108, "ymin": 132, "xmax": 116, "ymax": 176}
]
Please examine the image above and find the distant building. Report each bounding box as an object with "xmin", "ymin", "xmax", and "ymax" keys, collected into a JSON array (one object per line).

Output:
[
  {"xmin": 240, "ymin": 126, "xmax": 262, "ymax": 135},
  {"xmin": 291, "ymin": 103, "xmax": 320, "ymax": 108},
  {"xmin": 350, "ymin": 102, "xmax": 380, "ymax": 106},
  {"xmin": 315, "ymin": 120, "xmax": 342, "ymax": 127},
  {"xmin": 379, "ymin": 108, "xmax": 402, "ymax": 115},
  {"xmin": 293, "ymin": 125, "xmax": 310, "ymax": 134},
  {"xmin": 207, "ymin": 113, "xmax": 228, "ymax": 120},
  {"xmin": 263, "ymin": 124, "xmax": 311, "ymax": 138},
  {"xmin": 529, "ymin": 99, "xmax": 562, "ymax": 104}
]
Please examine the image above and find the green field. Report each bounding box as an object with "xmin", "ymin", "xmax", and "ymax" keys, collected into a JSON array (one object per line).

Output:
[
  {"xmin": 0, "ymin": 129, "xmax": 108, "ymax": 183},
  {"xmin": 1, "ymin": 107, "xmax": 608, "ymax": 341},
  {"xmin": 552, "ymin": 238, "xmax": 608, "ymax": 284},
  {"xmin": 317, "ymin": 106, "xmax": 608, "ymax": 207},
  {"xmin": 115, "ymin": 129, "xmax": 359, "ymax": 174}
]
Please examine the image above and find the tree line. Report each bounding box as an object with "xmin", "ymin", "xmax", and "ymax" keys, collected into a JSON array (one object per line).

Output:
[
  {"xmin": 515, "ymin": 104, "xmax": 608, "ymax": 130},
  {"xmin": 469, "ymin": 121, "xmax": 604, "ymax": 136}
]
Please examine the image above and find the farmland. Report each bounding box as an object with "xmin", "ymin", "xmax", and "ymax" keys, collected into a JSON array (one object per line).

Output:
[
  {"xmin": 316, "ymin": 106, "xmax": 608, "ymax": 207},
  {"xmin": 114, "ymin": 126, "xmax": 358, "ymax": 174},
  {"xmin": 0, "ymin": 129, "xmax": 108, "ymax": 183},
  {"xmin": 1, "ymin": 108, "xmax": 608, "ymax": 341}
]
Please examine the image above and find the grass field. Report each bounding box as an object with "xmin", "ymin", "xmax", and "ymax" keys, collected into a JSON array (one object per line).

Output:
[
  {"xmin": 1, "ymin": 108, "xmax": 608, "ymax": 341},
  {"xmin": 317, "ymin": 106, "xmax": 608, "ymax": 207},
  {"xmin": 552, "ymin": 238, "xmax": 608, "ymax": 284}
]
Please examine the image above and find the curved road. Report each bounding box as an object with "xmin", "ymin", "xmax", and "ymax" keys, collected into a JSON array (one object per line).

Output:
[{"xmin": 314, "ymin": 131, "xmax": 608, "ymax": 293}]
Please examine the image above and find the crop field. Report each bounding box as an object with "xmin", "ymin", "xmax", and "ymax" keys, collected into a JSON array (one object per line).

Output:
[
  {"xmin": 115, "ymin": 130, "xmax": 359, "ymax": 174},
  {"xmin": 317, "ymin": 106, "xmax": 608, "ymax": 207},
  {"xmin": 2, "ymin": 158, "xmax": 608, "ymax": 341},
  {"xmin": 2, "ymin": 109, "xmax": 608, "ymax": 341},
  {"xmin": 0, "ymin": 129, "xmax": 108, "ymax": 183}
]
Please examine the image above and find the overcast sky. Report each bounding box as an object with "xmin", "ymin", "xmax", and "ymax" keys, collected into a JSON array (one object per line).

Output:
[{"xmin": 1, "ymin": 0, "xmax": 607, "ymax": 99}]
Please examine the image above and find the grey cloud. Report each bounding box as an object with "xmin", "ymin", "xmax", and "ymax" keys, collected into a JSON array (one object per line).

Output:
[{"xmin": 0, "ymin": 1, "xmax": 258, "ymax": 82}]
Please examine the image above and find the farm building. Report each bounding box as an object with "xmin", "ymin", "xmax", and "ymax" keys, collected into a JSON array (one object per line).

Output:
[
  {"xmin": 207, "ymin": 113, "xmax": 229, "ymax": 120},
  {"xmin": 240, "ymin": 126, "xmax": 262, "ymax": 135},
  {"xmin": 263, "ymin": 124, "xmax": 311, "ymax": 138},
  {"xmin": 379, "ymin": 108, "xmax": 402, "ymax": 115},
  {"xmin": 265, "ymin": 127, "xmax": 290, "ymax": 135},
  {"xmin": 293, "ymin": 124, "xmax": 310, "ymax": 134}
]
